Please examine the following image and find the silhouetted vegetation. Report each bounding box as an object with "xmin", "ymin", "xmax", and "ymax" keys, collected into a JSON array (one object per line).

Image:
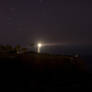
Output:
[{"xmin": 0, "ymin": 44, "xmax": 29, "ymax": 55}]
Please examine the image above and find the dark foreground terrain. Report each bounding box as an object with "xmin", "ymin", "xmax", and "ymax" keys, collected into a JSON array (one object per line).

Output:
[{"xmin": 0, "ymin": 53, "xmax": 92, "ymax": 91}]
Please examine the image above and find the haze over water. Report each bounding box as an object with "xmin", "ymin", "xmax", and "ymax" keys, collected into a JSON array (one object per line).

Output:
[{"xmin": 41, "ymin": 45, "xmax": 92, "ymax": 72}]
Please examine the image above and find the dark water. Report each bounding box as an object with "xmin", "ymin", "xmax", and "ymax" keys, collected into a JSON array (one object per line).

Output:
[
  {"xmin": 41, "ymin": 45, "xmax": 92, "ymax": 55},
  {"xmin": 41, "ymin": 45, "xmax": 92, "ymax": 72}
]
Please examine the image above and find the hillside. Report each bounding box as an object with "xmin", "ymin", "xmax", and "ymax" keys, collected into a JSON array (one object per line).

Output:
[{"xmin": 0, "ymin": 53, "xmax": 91, "ymax": 91}]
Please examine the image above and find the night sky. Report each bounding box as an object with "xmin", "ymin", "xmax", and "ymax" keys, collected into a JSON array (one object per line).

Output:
[{"xmin": 0, "ymin": 0, "xmax": 92, "ymax": 47}]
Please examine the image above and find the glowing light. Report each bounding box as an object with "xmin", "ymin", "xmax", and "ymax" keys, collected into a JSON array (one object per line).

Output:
[
  {"xmin": 37, "ymin": 43, "xmax": 42, "ymax": 53},
  {"xmin": 37, "ymin": 43, "xmax": 42, "ymax": 48}
]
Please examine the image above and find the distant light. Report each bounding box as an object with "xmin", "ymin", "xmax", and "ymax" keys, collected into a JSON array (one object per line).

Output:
[
  {"xmin": 37, "ymin": 43, "xmax": 42, "ymax": 48},
  {"xmin": 37, "ymin": 43, "xmax": 42, "ymax": 53}
]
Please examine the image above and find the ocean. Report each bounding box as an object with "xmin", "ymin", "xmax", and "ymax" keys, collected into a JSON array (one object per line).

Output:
[{"xmin": 41, "ymin": 45, "xmax": 92, "ymax": 72}]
